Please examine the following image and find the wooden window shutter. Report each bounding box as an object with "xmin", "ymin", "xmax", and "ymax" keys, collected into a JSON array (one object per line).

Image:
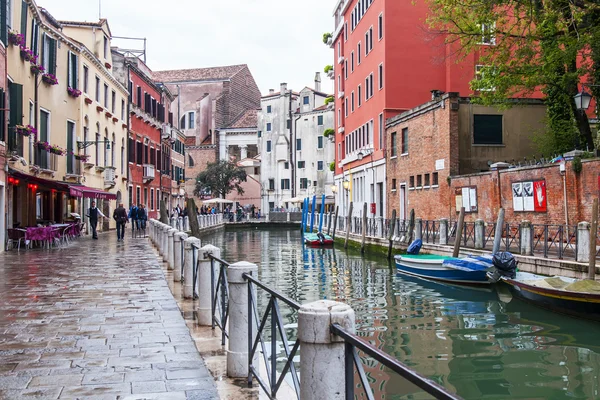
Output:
[
  {"xmin": 0, "ymin": 89, "xmax": 5, "ymax": 142},
  {"xmin": 9, "ymin": 82, "xmax": 23, "ymax": 127},
  {"xmin": 20, "ymin": 1, "xmax": 27, "ymax": 42},
  {"xmin": 50, "ymin": 38, "xmax": 57, "ymax": 75},
  {"xmin": 0, "ymin": 0, "xmax": 7, "ymax": 45}
]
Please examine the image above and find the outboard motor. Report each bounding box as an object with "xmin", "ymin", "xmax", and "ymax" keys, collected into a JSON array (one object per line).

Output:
[
  {"xmin": 406, "ymin": 239, "xmax": 422, "ymax": 255},
  {"xmin": 317, "ymin": 232, "xmax": 325, "ymax": 245},
  {"xmin": 487, "ymin": 251, "xmax": 518, "ymax": 282}
]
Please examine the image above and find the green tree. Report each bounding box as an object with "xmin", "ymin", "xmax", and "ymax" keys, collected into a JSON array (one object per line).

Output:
[
  {"xmin": 426, "ymin": 0, "xmax": 600, "ymax": 151},
  {"xmin": 194, "ymin": 160, "xmax": 247, "ymax": 199}
]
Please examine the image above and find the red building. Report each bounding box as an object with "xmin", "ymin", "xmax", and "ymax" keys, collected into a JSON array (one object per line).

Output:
[
  {"xmin": 112, "ymin": 51, "xmax": 177, "ymax": 219},
  {"xmin": 330, "ymin": 0, "xmax": 537, "ymax": 219}
]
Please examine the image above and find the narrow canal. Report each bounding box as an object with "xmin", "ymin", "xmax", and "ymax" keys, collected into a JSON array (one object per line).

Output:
[{"xmin": 200, "ymin": 227, "xmax": 600, "ymax": 399}]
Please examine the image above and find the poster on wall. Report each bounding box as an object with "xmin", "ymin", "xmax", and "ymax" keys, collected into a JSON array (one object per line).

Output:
[
  {"xmin": 512, "ymin": 183, "xmax": 524, "ymax": 211},
  {"xmin": 533, "ymin": 180, "xmax": 547, "ymax": 212},
  {"xmin": 455, "ymin": 187, "xmax": 477, "ymax": 212},
  {"xmin": 522, "ymin": 182, "xmax": 534, "ymax": 211}
]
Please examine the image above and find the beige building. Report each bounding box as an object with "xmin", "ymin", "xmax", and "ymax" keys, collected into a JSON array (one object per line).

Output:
[{"xmin": 6, "ymin": 1, "xmax": 127, "ymax": 231}]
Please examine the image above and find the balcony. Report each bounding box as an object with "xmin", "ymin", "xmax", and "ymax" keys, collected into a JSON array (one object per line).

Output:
[
  {"xmin": 104, "ymin": 167, "xmax": 116, "ymax": 188},
  {"xmin": 337, "ymin": 56, "xmax": 344, "ymax": 65},
  {"xmin": 143, "ymin": 164, "xmax": 155, "ymax": 182},
  {"xmin": 327, "ymin": 70, "xmax": 335, "ymax": 80},
  {"xmin": 337, "ymin": 91, "xmax": 344, "ymax": 99},
  {"xmin": 338, "ymin": 126, "xmax": 345, "ymax": 134}
]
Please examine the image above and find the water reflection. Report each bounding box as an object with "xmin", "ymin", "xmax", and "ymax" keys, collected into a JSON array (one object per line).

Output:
[{"xmin": 200, "ymin": 227, "xmax": 600, "ymax": 400}]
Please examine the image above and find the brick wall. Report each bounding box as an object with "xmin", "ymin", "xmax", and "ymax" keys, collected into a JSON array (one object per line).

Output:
[{"xmin": 185, "ymin": 146, "xmax": 217, "ymax": 202}]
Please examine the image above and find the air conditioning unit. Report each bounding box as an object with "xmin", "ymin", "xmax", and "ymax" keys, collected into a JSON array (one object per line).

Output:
[
  {"xmin": 143, "ymin": 164, "xmax": 155, "ymax": 182},
  {"xmin": 162, "ymin": 124, "xmax": 173, "ymax": 141}
]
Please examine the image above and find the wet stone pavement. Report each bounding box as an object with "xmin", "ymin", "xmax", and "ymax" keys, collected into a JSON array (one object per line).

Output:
[{"xmin": 0, "ymin": 232, "xmax": 219, "ymax": 400}]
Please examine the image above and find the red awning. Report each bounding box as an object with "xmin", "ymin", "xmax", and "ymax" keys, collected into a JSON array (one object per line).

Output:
[
  {"xmin": 9, "ymin": 170, "xmax": 70, "ymax": 191},
  {"xmin": 69, "ymin": 185, "xmax": 117, "ymax": 200}
]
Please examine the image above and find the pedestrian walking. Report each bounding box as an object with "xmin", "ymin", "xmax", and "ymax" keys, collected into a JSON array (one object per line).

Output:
[
  {"xmin": 128, "ymin": 204, "xmax": 139, "ymax": 233},
  {"xmin": 113, "ymin": 202, "xmax": 129, "ymax": 241},
  {"xmin": 86, "ymin": 200, "xmax": 106, "ymax": 240},
  {"xmin": 138, "ymin": 204, "xmax": 148, "ymax": 232}
]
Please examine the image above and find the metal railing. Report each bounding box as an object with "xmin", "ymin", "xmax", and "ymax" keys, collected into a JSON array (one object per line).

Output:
[
  {"xmin": 330, "ymin": 323, "xmax": 461, "ymax": 400},
  {"xmin": 244, "ymin": 272, "xmax": 301, "ymax": 399},
  {"xmin": 209, "ymin": 254, "xmax": 230, "ymax": 346}
]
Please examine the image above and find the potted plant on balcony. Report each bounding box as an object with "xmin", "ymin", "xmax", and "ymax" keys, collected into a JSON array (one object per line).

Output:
[
  {"xmin": 19, "ymin": 46, "xmax": 36, "ymax": 63},
  {"xmin": 35, "ymin": 141, "xmax": 51, "ymax": 152},
  {"xmin": 8, "ymin": 30, "xmax": 24, "ymax": 46},
  {"xmin": 15, "ymin": 124, "xmax": 37, "ymax": 137},
  {"xmin": 324, "ymin": 65, "xmax": 333, "ymax": 74},
  {"xmin": 324, "ymin": 96, "xmax": 334, "ymax": 105},
  {"xmin": 30, "ymin": 63, "xmax": 45, "ymax": 75},
  {"xmin": 322, "ymin": 32, "xmax": 332, "ymax": 44},
  {"xmin": 41, "ymin": 73, "xmax": 58, "ymax": 85},
  {"xmin": 74, "ymin": 154, "xmax": 90, "ymax": 162},
  {"xmin": 323, "ymin": 128, "xmax": 335, "ymax": 138},
  {"xmin": 67, "ymin": 87, "xmax": 82, "ymax": 98},
  {"xmin": 329, "ymin": 161, "xmax": 335, "ymax": 172},
  {"xmin": 49, "ymin": 144, "xmax": 65, "ymax": 155}
]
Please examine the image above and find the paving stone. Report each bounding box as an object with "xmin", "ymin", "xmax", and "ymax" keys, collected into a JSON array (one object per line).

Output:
[
  {"xmin": 0, "ymin": 386, "xmax": 62, "ymax": 399},
  {"xmin": 0, "ymin": 375, "xmax": 32, "ymax": 389},
  {"xmin": 121, "ymin": 392, "xmax": 187, "ymax": 400},
  {"xmin": 131, "ymin": 380, "xmax": 167, "ymax": 394},
  {"xmin": 29, "ymin": 374, "xmax": 83, "ymax": 387}
]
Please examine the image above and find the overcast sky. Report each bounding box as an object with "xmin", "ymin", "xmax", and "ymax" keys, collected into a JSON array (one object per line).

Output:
[{"xmin": 38, "ymin": 0, "xmax": 335, "ymax": 95}]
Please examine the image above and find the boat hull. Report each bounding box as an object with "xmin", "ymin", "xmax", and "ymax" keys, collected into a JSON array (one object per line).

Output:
[
  {"xmin": 394, "ymin": 255, "xmax": 489, "ymax": 285},
  {"xmin": 501, "ymin": 278, "xmax": 600, "ymax": 321},
  {"xmin": 303, "ymin": 233, "xmax": 334, "ymax": 247}
]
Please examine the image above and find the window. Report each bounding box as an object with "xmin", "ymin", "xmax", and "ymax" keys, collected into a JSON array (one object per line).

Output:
[
  {"xmin": 136, "ymin": 187, "xmax": 141, "ymax": 205},
  {"xmin": 257, "ymin": 130, "xmax": 261, "ymax": 138},
  {"xmin": 266, "ymin": 122, "xmax": 272, "ymax": 131},
  {"xmin": 300, "ymin": 178, "xmax": 308, "ymax": 189},
  {"xmin": 67, "ymin": 51, "xmax": 78, "ymax": 90},
  {"xmin": 409, "ymin": 176, "xmax": 415, "ymax": 188},
  {"xmin": 66, "ymin": 121, "xmax": 75, "ymax": 174},
  {"xmin": 268, "ymin": 179, "xmax": 275, "ymax": 191},
  {"xmin": 424, "ymin": 174, "xmax": 430, "ymax": 187},
  {"xmin": 351, "ymin": 91, "xmax": 355, "ymax": 112},
  {"xmin": 432, "ymin": 172, "xmax": 439, "ymax": 186},
  {"xmin": 103, "ymin": 35, "xmax": 108, "ymax": 59},
  {"xmin": 417, "ymin": 175, "xmax": 422, "ymax": 188},
  {"xmin": 156, "ymin": 190, "xmax": 160, "ymax": 210},
  {"xmin": 345, "ymin": 98, "xmax": 348, "ymax": 117},
  {"xmin": 317, "ymin": 115, "xmax": 323, "ymax": 125},
  {"xmin": 475, "ymin": 65, "xmax": 496, "ymax": 91},
  {"xmin": 392, "ymin": 179, "xmax": 396, "ymax": 190},
  {"xmin": 104, "ymin": 83, "xmax": 109, "ymax": 108},
  {"xmin": 281, "ymin": 179, "xmax": 290, "ymax": 190},
  {"xmin": 296, "ymin": 138, "xmax": 302, "ymax": 151},
  {"xmin": 378, "ymin": 64, "xmax": 383, "ymax": 90},
  {"xmin": 136, "ymin": 140, "xmax": 142, "ymax": 165},
  {"xmin": 111, "ymin": 91, "xmax": 116, "ymax": 113},
  {"xmin": 318, "ymin": 136, "xmax": 323, "ymax": 149},
  {"xmin": 337, "ymin": 75, "xmax": 341, "ymax": 92},
  {"xmin": 287, "ymin": 119, "xmax": 291, "ymax": 130},
  {"xmin": 390, "ymin": 131, "xmax": 397, "ymax": 157},
  {"xmin": 358, "ymin": 85, "xmax": 362, "ymax": 107},
  {"xmin": 284, "ymin": 162, "xmax": 289, "ymax": 169},
  {"xmin": 144, "ymin": 188, "xmax": 148, "ymax": 207},
  {"xmin": 298, "ymin": 161, "xmax": 305, "ymax": 169},
  {"xmin": 401, "ymin": 127, "xmax": 408, "ymax": 154},
  {"xmin": 267, "ymin": 105, "xmax": 272, "ymax": 113},
  {"xmin": 128, "ymin": 80, "xmax": 132, "ymax": 102},
  {"xmin": 150, "ymin": 189, "xmax": 154, "ymax": 210},
  {"xmin": 344, "ymin": 60, "xmax": 348, "ymax": 80},
  {"xmin": 41, "ymin": 34, "xmax": 56, "ymax": 75},
  {"xmin": 303, "ymin": 96, "xmax": 309, "ymax": 105},
  {"xmin": 121, "ymin": 99, "xmax": 125, "ymax": 121},
  {"xmin": 365, "ymin": 74, "xmax": 374, "ymax": 99},
  {"xmin": 83, "ymin": 65, "xmax": 89, "ymax": 93},
  {"xmin": 137, "ymin": 86, "xmax": 142, "ymax": 107},
  {"xmin": 378, "ymin": 113, "xmax": 384, "ymax": 150},
  {"xmin": 180, "ymin": 111, "xmax": 195, "ymax": 130},
  {"xmin": 357, "ymin": 42, "xmax": 361, "ymax": 64},
  {"xmin": 473, "ymin": 114, "xmax": 503, "ymax": 144},
  {"xmin": 378, "ymin": 13, "xmax": 383, "ymax": 40},
  {"xmin": 31, "ymin": 19, "xmax": 40, "ymax": 56},
  {"xmin": 480, "ymin": 22, "xmax": 496, "ymax": 45},
  {"xmin": 317, "ymin": 161, "xmax": 324, "ymax": 170},
  {"xmin": 344, "ymin": 22, "xmax": 348, "ymax": 41},
  {"xmin": 365, "ymin": 27, "xmax": 373, "ymax": 55},
  {"xmin": 266, "ymin": 140, "xmax": 272, "ymax": 152},
  {"xmin": 365, "ymin": 31, "xmax": 370, "ymax": 55},
  {"xmin": 37, "ymin": 109, "xmax": 50, "ymax": 169},
  {"xmin": 365, "ymin": 77, "xmax": 370, "ymax": 101},
  {"xmin": 94, "ymin": 77, "xmax": 100, "ymax": 102},
  {"xmin": 351, "ymin": 51, "xmax": 354, "ymax": 72},
  {"xmin": 8, "ymin": 82, "xmax": 23, "ymax": 155}
]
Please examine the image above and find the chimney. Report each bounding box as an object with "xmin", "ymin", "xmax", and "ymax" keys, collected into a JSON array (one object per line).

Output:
[
  {"xmin": 314, "ymin": 72, "xmax": 321, "ymax": 92},
  {"xmin": 269, "ymin": 89, "xmax": 275, "ymax": 94},
  {"xmin": 280, "ymin": 82, "xmax": 287, "ymax": 94}
]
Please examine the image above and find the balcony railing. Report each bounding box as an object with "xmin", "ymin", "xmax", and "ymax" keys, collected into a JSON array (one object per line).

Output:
[{"xmin": 104, "ymin": 167, "xmax": 116, "ymax": 187}]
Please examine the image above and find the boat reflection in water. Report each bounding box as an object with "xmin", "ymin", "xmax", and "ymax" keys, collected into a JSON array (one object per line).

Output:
[{"xmin": 201, "ymin": 227, "xmax": 600, "ymax": 400}]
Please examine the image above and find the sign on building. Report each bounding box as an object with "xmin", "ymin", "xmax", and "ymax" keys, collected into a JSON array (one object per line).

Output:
[
  {"xmin": 455, "ymin": 186, "xmax": 478, "ymax": 212},
  {"xmin": 512, "ymin": 180, "xmax": 546, "ymax": 212}
]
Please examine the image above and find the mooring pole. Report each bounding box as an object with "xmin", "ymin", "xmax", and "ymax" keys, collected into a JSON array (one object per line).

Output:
[
  {"xmin": 588, "ymin": 198, "xmax": 598, "ymax": 280},
  {"xmin": 453, "ymin": 207, "xmax": 465, "ymax": 258},
  {"xmin": 388, "ymin": 209, "xmax": 397, "ymax": 259}
]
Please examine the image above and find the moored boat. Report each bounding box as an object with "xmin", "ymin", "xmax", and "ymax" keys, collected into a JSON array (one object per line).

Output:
[
  {"xmin": 304, "ymin": 232, "xmax": 334, "ymax": 247},
  {"xmin": 394, "ymin": 254, "xmax": 493, "ymax": 285}
]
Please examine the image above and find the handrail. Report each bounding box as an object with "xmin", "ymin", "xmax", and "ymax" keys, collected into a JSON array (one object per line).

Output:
[
  {"xmin": 243, "ymin": 273, "xmax": 301, "ymax": 310},
  {"xmin": 331, "ymin": 323, "xmax": 462, "ymax": 400},
  {"xmin": 208, "ymin": 252, "xmax": 229, "ymax": 345}
]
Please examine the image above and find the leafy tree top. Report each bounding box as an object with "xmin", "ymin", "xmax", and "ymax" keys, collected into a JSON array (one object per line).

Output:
[{"xmin": 194, "ymin": 160, "xmax": 248, "ymax": 199}]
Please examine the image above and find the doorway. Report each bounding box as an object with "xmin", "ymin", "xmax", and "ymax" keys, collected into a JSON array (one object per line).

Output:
[
  {"xmin": 378, "ymin": 183, "xmax": 383, "ymax": 217},
  {"xmin": 399, "ymin": 184, "xmax": 407, "ymax": 220}
]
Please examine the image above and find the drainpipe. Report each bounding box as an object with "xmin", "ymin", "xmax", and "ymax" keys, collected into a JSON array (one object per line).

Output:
[{"xmin": 288, "ymin": 91, "xmax": 295, "ymax": 198}]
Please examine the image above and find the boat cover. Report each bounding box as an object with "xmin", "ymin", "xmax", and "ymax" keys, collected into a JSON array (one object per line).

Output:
[{"xmin": 443, "ymin": 255, "xmax": 494, "ymax": 272}]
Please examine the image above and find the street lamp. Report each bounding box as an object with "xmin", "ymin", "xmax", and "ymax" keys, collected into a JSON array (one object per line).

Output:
[
  {"xmin": 331, "ymin": 184, "xmax": 338, "ymax": 193},
  {"xmin": 77, "ymin": 139, "xmax": 111, "ymax": 150},
  {"xmin": 574, "ymin": 90, "xmax": 593, "ymax": 111},
  {"xmin": 357, "ymin": 148, "xmax": 374, "ymax": 160},
  {"xmin": 342, "ymin": 180, "xmax": 349, "ymax": 191}
]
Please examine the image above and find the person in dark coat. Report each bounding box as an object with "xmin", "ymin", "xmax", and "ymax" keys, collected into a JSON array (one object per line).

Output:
[
  {"xmin": 128, "ymin": 204, "xmax": 139, "ymax": 232},
  {"xmin": 138, "ymin": 204, "xmax": 148, "ymax": 231},
  {"xmin": 86, "ymin": 200, "xmax": 106, "ymax": 239},
  {"xmin": 113, "ymin": 202, "xmax": 129, "ymax": 241}
]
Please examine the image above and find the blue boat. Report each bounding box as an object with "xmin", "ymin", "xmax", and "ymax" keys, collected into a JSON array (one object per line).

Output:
[{"xmin": 394, "ymin": 254, "xmax": 493, "ymax": 285}]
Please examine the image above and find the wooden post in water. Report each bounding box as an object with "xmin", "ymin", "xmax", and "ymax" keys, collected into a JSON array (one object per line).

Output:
[
  {"xmin": 326, "ymin": 210, "xmax": 332, "ymax": 235},
  {"xmin": 332, "ymin": 206, "xmax": 339, "ymax": 240},
  {"xmin": 344, "ymin": 202, "xmax": 353, "ymax": 249},
  {"xmin": 588, "ymin": 198, "xmax": 598, "ymax": 280},
  {"xmin": 453, "ymin": 207, "xmax": 465, "ymax": 258},
  {"xmin": 388, "ymin": 209, "xmax": 397, "ymax": 259},
  {"xmin": 492, "ymin": 208, "xmax": 505, "ymax": 254},
  {"xmin": 361, "ymin": 203, "xmax": 367, "ymax": 253},
  {"xmin": 406, "ymin": 209, "xmax": 415, "ymax": 244}
]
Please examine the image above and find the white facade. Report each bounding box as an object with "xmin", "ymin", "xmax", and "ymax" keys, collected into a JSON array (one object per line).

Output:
[{"xmin": 259, "ymin": 78, "xmax": 335, "ymax": 213}]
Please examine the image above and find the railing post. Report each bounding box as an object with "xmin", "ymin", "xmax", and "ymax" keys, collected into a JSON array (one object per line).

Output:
[
  {"xmin": 298, "ymin": 300, "xmax": 355, "ymax": 400},
  {"xmin": 184, "ymin": 216, "xmax": 190, "ymax": 231},
  {"xmin": 183, "ymin": 237, "xmax": 201, "ymax": 298},
  {"xmin": 474, "ymin": 219, "xmax": 485, "ymax": 249},
  {"xmin": 149, "ymin": 219, "xmax": 154, "ymax": 243},
  {"xmin": 167, "ymin": 228, "xmax": 177, "ymax": 270},
  {"xmin": 170, "ymin": 216, "xmax": 176, "ymax": 228},
  {"xmin": 415, "ymin": 217, "xmax": 422, "ymax": 241},
  {"xmin": 376, "ymin": 216, "xmax": 384, "ymax": 238},
  {"xmin": 520, "ymin": 220, "xmax": 532, "ymax": 256},
  {"xmin": 162, "ymin": 225, "xmax": 170, "ymax": 262},
  {"xmin": 198, "ymin": 245, "xmax": 221, "ymax": 326},
  {"xmin": 577, "ymin": 221, "xmax": 591, "ymax": 263},
  {"xmin": 226, "ymin": 261, "xmax": 258, "ymax": 378},
  {"xmin": 177, "ymin": 217, "xmax": 183, "ymax": 231},
  {"xmin": 439, "ymin": 218, "xmax": 448, "ymax": 245},
  {"xmin": 174, "ymin": 232, "xmax": 188, "ymax": 282},
  {"xmin": 159, "ymin": 224, "xmax": 167, "ymax": 256}
]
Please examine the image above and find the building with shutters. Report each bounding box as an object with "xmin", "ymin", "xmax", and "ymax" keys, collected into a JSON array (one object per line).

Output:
[
  {"xmin": 0, "ymin": 20, "xmax": 7, "ymax": 250},
  {"xmin": 5, "ymin": 0, "xmax": 127, "ymax": 233}
]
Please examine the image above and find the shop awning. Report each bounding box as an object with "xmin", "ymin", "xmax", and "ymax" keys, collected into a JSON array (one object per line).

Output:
[
  {"xmin": 69, "ymin": 185, "xmax": 117, "ymax": 200},
  {"xmin": 9, "ymin": 170, "xmax": 70, "ymax": 191}
]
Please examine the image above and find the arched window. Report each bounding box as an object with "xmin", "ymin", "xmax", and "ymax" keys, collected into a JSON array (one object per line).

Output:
[
  {"xmin": 104, "ymin": 128, "xmax": 109, "ymax": 167},
  {"xmin": 111, "ymin": 133, "xmax": 115, "ymax": 167},
  {"xmin": 180, "ymin": 111, "xmax": 195, "ymax": 130},
  {"xmin": 95, "ymin": 123, "xmax": 100, "ymax": 166},
  {"xmin": 188, "ymin": 154, "xmax": 195, "ymax": 167},
  {"xmin": 121, "ymin": 138, "xmax": 125, "ymax": 175},
  {"xmin": 83, "ymin": 117, "xmax": 89, "ymax": 156}
]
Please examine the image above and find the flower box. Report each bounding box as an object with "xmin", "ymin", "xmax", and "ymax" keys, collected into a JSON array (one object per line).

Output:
[
  {"xmin": 41, "ymin": 73, "xmax": 58, "ymax": 85},
  {"xmin": 84, "ymin": 97, "xmax": 93, "ymax": 105},
  {"xmin": 96, "ymin": 105, "xmax": 104, "ymax": 112},
  {"xmin": 74, "ymin": 154, "xmax": 90, "ymax": 162},
  {"xmin": 8, "ymin": 31, "xmax": 24, "ymax": 46},
  {"xmin": 35, "ymin": 141, "xmax": 51, "ymax": 152},
  {"xmin": 112, "ymin": 117, "xmax": 118, "ymax": 123},
  {"xmin": 105, "ymin": 111, "xmax": 112, "ymax": 118},
  {"xmin": 19, "ymin": 46, "xmax": 37, "ymax": 63},
  {"xmin": 122, "ymin": 123, "xmax": 128, "ymax": 129},
  {"xmin": 67, "ymin": 87, "xmax": 82, "ymax": 98},
  {"xmin": 50, "ymin": 146, "xmax": 65, "ymax": 155},
  {"xmin": 30, "ymin": 63, "xmax": 45, "ymax": 75},
  {"xmin": 15, "ymin": 124, "xmax": 37, "ymax": 137}
]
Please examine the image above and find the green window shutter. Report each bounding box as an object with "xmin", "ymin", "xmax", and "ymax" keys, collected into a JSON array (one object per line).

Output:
[
  {"xmin": 20, "ymin": 1, "xmax": 27, "ymax": 41},
  {"xmin": 74, "ymin": 55, "xmax": 79, "ymax": 89},
  {"xmin": 0, "ymin": 89, "xmax": 5, "ymax": 142},
  {"xmin": 1, "ymin": 0, "xmax": 7, "ymax": 45},
  {"xmin": 9, "ymin": 82, "xmax": 23, "ymax": 127},
  {"xmin": 49, "ymin": 38, "xmax": 57, "ymax": 75}
]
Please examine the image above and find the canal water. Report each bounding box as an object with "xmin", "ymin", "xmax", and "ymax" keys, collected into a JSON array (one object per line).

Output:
[{"xmin": 200, "ymin": 227, "xmax": 600, "ymax": 399}]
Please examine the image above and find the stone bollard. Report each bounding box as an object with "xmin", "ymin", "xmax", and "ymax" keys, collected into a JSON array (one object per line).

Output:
[
  {"xmin": 577, "ymin": 222, "xmax": 591, "ymax": 263},
  {"xmin": 415, "ymin": 218, "xmax": 422, "ymax": 240},
  {"xmin": 227, "ymin": 261, "xmax": 258, "ymax": 378},
  {"xmin": 474, "ymin": 219, "xmax": 485, "ymax": 249},
  {"xmin": 376, "ymin": 217, "xmax": 384, "ymax": 238},
  {"xmin": 149, "ymin": 220, "xmax": 154, "ymax": 244},
  {"xmin": 167, "ymin": 228, "xmax": 177, "ymax": 270},
  {"xmin": 183, "ymin": 237, "xmax": 201, "ymax": 298},
  {"xmin": 298, "ymin": 300, "xmax": 355, "ymax": 400},
  {"xmin": 520, "ymin": 220, "xmax": 532, "ymax": 256},
  {"xmin": 157, "ymin": 224, "xmax": 165, "ymax": 255},
  {"xmin": 162, "ymin": 225, "xmax": 171, "ymax": 262},
  {"xmin": 177, "ymin": 217, "xmax": 183, "ymax": 231},
  {"xmin": 174, "ymin": 232, "xmax": 188, "ymax": 282},
  {"xmin": 197, "ymin": 245, "xmax": 221, "ymax": 326},
  {"xmin": 439, "ymin": 218, "xmax": 448, "ymax": 245},
  {"xmin": 184, "ymin": 216, "xmax": 190, "ymax": 231}
]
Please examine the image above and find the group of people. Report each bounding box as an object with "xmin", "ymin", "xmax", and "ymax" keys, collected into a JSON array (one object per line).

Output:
[{"xmin": 86, "ymin": 201, "xmax": 148, "ymax": 242}]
